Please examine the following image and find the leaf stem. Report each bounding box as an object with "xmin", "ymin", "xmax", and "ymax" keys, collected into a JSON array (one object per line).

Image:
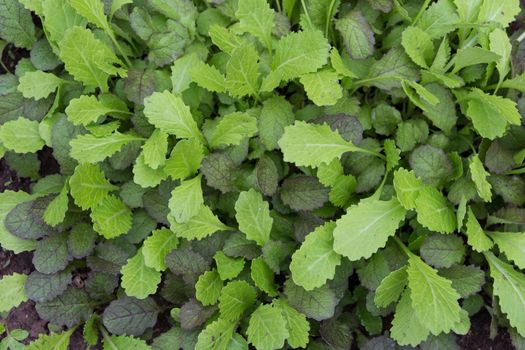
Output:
[
  {"xmin": 324, "ymin": 0, "xmax": 337, "ymax": 39},
  {"xmin": 274, "ymin": 0, "xmax": 282, "ymax": 13},
  {"xmin": 393, "ymin": 236, "xmax": 413, "ymax": 257},
  {"xmin": 108, "ymin": 31, "xmax": 132, "ymax": 67},
  {"xmin": 412, "ymin": 0, "xmax": 431, "ymax": 25},
  {"xmin": 300, "ymin": 0, "xmax": 313, "ymax": 29}
]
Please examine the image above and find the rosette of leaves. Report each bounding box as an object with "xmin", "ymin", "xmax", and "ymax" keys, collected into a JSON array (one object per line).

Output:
[{"xmin": 0, "ymin": 0, "xmax": 525, "ymax": 349}]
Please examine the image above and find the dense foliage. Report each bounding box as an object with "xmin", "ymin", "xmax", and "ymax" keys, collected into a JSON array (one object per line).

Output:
[{"xmin": 1, "ymin": 0, "xmax": 525, "ymax": 348}]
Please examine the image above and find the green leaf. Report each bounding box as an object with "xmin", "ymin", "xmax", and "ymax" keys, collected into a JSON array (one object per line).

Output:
[
  {"xmin": 164, "ymin": 247, "xmax": 210, "ymax": 276},
  {"xmin": 225, "ymin": 44, "xmax": 260, "ymax": 98},
  {"xmin": 143, "ymin": 91, "xmax": 202, "ymax": 141},
  {"xmin": 142, "ymin": 129, "xmax": 168, "ymax": 170},
  {"xmin": 121, "ymin": 249, "xmax": 162, "ymax": 299},
  {"xmin": 235, "ymin": 0, "xmax": 274, "ymax": 49},
  {"xmin": 142, "ymin": 228, "xmax": 179, "ymax": 272},
  {"xmin": 272, "ymin": 299, "xmax": 310, "ymax": 349},
  {"xmin": 165, "ymin": 138, "xmax": 204, "ymax": 180},
  {"xmin": 374, "ymin": 266, "xmax": 407, "ymax": 308},
  {"xmin": 190, "ymin": 61, "xmax": 227, "ymax": 93},
  {"xmin": 18, "ymin": 71, "xmax": 62, "ymax": 100},
  {"xmin": 66, "ymin": 95, "xmax": 119, "ymax": 126},
  {"xmin": 69, "ymin": 163, "xmax": 117, "ymax": 210},
  {"xmin": 91, "ymin": 195, "xmax": 132, "ymax": 239},
  {"xmin": 26, "ymin": 329, "xmax": 75, "ymax": 350},
  {"xmin": 0, "ymin": 0, "xmax": 36, "ymax": 49},
  {"xmin": 261, "ymin": 30, "xmax": 330, "ymax": 91},
  {"xmin": 464, "ymin": 88, "xmax": 521, "ymax": 140},
  {"xmin": 102, "ymin": 334, "xmax": 152, "ymax": 350},
  {"xmin": 390, "ymin": 291, "xmax": 429, "ymax": 346},
  {"xmin": 330, "ymin": 49, "xmax": 357, "ymax": 78},
  {"xmin": 280, "ymin": 175, "xmax": 329, "ymax": 211},
  {"xmin": 170, "ymin": 205, "xmax": 231, "ymax": 241},
  {"xmin": 25, "ymin": 270, "xmax": 71, "ymax": 303},
  {"xmin": 103, "ymin": 296, "xmax": 159, "ymax": 336},
  {"xmin": 333, "ymin": 198, "xmax": 406, "ymax": 261},
  {"xmin": 469, "ymin": 155, "xmax": 492, "ymax": 202},
  {"xmin": 409, "ymin": 145, "xmax": 452, "ymax": 187},
  {"xmin": 36, "ymin": 288, "xmax": 93, "ymax": 327},
  {"xmin": 279, "ymin": 121, "xmax": 361, "ymax": 168},
  {"xmin": 235, "ymin": 189, "xmax": 273, "ymax": 246},
  {"xmin": 300, "ymin": 70, "xmax": 343, "ymax": 106},
  {"xmin": 0, "ymin": 117, "xmax": 45, "ymax": 153},
  {"xmin": 0, "ymin": 273, "xmax": 28, "ymax": 312},
  {"xmin": 195, "ymin": 269, "xmax": 223, "ymax": 306},
  {"xmin": 255, "ymin": 155, "xmax": 279, "ymax": 196},
  {"xmin": 407, "ymin": 255, "xmax": 461, "ymax": 334},
  {"xmin": 251, "ymin": 257, "xmax": 278, "ymax": 297},
  {"xmin": 247, "ymin": 304, "xmax": 289, "ymax": 350},
  {"xmin": 70, "ymin": 0, "xmax": 111, "ymax": 31},
  {"xmin": 0, "ymin": 191, "xmax": 37, "ymax": 253},
  {"xmin": 414, "ymin": 187, "xmax": 456, "ymax": 234},
  {"xmin": 209, "ymin": 112, "xmax": 258, "ymax": 149},
  {"xmin": 43, "ymin": 183, "xmax": 69, "ymax": 226},
  {"xmin": 365, "ymin": 48, "xmax": 419, "ymax": 90},
  {"xmin": 70, "ymin": 132, "xmax": 144, "ymax": 164},
  {"xmin": 214, "ymin": 251, "xmax": 245, "ymax": 281},
  {"xmin": 290, "ymin": 222, "xmax": 341, "ymax": 291},
  {"xmin": 284, "ymin": 281, "xmax": 338, "ymax": 321},
  {"xmin": 171, "ymin": 53, "xmax": 200, "ymax": 94},
  {"xmin": 335, "ymin": 10, "xmax": 375, "ymax": 60},
  {"xmin": 33, "ymin": 232, "xmax": 69, "ymax": 274},
  {"xmin": 219, "ymin": 280, "xmax": 257, "ymax": 321},
  {"xmin": 420, "ymin": 234, "xmax": 466, "ymax": 268},
  {"xmin": 484, "ymin": 251, "xmax": 525, "ymax": 337},
  {"xmin": 259, "ymin": 96, "xmax": 295, "ymax": 151},
  {"xmin": 439, "ymin": 265, "xmax": 485, "ymax": 298},
  {"xmin": 195, "ymin": 319, "xmax": 235, "ymax": 350},
  {"xmin": 487, "ymin": 231, "xmax": 525, "ymax": 270},
  {"xmin": 401, "ymin": 26, "xmax": 433, "ymax": 68},
  {"xmin": 465, "ymin": 207, "xmax": 493, "ymax": 252},
  {"xmin": 393, "ymin": 168, "xmax": 425, "ymax": 210},
  {"xmin": 168, "ymin": 175, "xmax": 203, "ymax": 223},
  {"xmin": 453, "ymin": 47, "xmax": 500, "ymax": 73},
  {"xmin": 59, "ymin": 27, "xmax": 124, "ymax": 91}
]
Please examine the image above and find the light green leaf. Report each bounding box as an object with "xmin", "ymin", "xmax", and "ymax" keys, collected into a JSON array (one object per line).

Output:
[
  {"xmin": 247, "ymin": 304, "xmax": 289, "ymax": 350},
  {"xmin": 121, "ymin": 249, "xmax": 161, "ymax": 299},
  {"xmin": 261, "ymin": 30, "xmax": 330, "ymax": 91},
  {"xmin": 0, "ymin": 273, "xmax": 28, "ymax": 312},
  {"xmin": 69, "ymin": 163, "xmax": 116, "ymax": 210},
  {"xmin": 469, "ymin": 155, "xmax": 492, "ymax": 202},
  {"xmin": 414, "ymin": 187, "xmax": 456, "ymax": 234},
  {"xmin": 500, "ymin": 73, "xmax": 525, "ymax": 93},
  {"xmin": 65, "ymin": 95, "xmax": 124, "ymax": 126},
  {"xmin": 141, "ymin": 129, "xmax": 168, "ymax": 170},
  {"xmin": 333, "ymin": 198, "xmax": 406, "ymax": 260},
  {"xmin": 299, "ymin": 70, "xmax": 342, "ymax": 106},
  {"xmin": 133, "ymin": 153, "xmax": 168, "ymax": 188},
  {"xmin": 168, "ymin": 175, "xmax": 204, "ymax": 223},
  {"xmin": 317, "ymin": 159, "xmax": 344, "ymax": 187},
  {"xmin": 70, "ymin": 132, "xmax": 144, "ymax": 163},
  {"xmin": 453, "ymin": 47, "xmax": 500, "ymax": 73},
  {"xmin": 209, "ymin": 25, "xmax": 244, "ymax": 54},
  {"xmin": 251, "ymin": 257, "xmax": 278, "ymax": 297},
  {"xmin": 490, "ymin": 28, "xmax": 512, "ymax": 86},
  {"xmin": 279, "ymin": 121, "xmax": 361, "ymax": 168},
  {"xmin": 407, "ymin": 255, "xmax": 461, "ymax": 334},
  {"xmin": 165, "ymin": 138, "xmax": 204, "ymax": 180},
  {"xmin": 143, "ymin": 91, "xmax": 202, "ymax": 141},
  {"xmin": 18, "ymin": 71, "xmax": 62, "ymax": 100},
  {"xmin": 272, "ymin": 299, "xmax": 309, "ymax": 349},
  {"xmin": 209, "ymin": 112, "xmax": 258, "ymax": 149},
  {"xmin": 290, "ymin": 222, "xmax": 341, "ymax": 291},
  {"xmin": 484, "ymin": 251, "xmax": 525, "ymax": 337},
  {"xmin": 226, "ymin": 44, "xmax": 260, "ymax": 98},
  {"xmin": 190, "ymin": 61, "xmax": 226, "ymax": 93},
  {"xmin": 102, "ymin": 334, "xmax": 152, "ymax": 350},
  {"xmin": 235, "ymin": 189, "xmax": 273, "ymax": 246},
  {"xmin": 487, "ymin": 231, "xmax": 525, "ymax": 270},
  {"xmin": 416, "ymin": 0, "xmax": 459, "ymax": 38},
  {"xmin": 465, "ymin": 207, "xmax": 493, "ymax": 252},
  {"xmin": 170, "ymin": 205, "xmax": 231, "ymax": 241},
  {"xmin": 401, "ymin": 26, "xmax": 433, "ymax": 68},
  {"xmin": 91, "ymin": 195, "xmax": 132, "ymax": 239},
  {"xmin": 235, "ymin": 0, "xmax": 274, "ymax": 49},
  {"xmin": 43, "ymin": 182, "xmax": 69, "ymax": 227},
  {"xmin": 329, "ymin": 48, "xmax": 357, "ymax": 78},
  {"xmin": 390, "ymin": 291, "xmax": 429, "ymax": 346},
  {"xmin": 393, "ymin": 168, "xmax": 425, "ymax": 210},
  {"xmin": 214, "ymin": 252, "xmax": 245, "ymax": 281},
  {"xmin": 0, "ymin": 117, "xmax": 45, "ymax": 153},
  {"xmin": 171, "ymin": 53, "xmax": 200, "ymax": 94},
  {"xmin": 26, "ymin": 329, "xmax": 75, "ymax": 350},
  {"xmin": 70, "ymin": 0, "xmax": 110, "ymax": 31},
  {"xmin": 478, "ymin": 0, "xmax": 520, "ymax": 27},
  {"xmin": 59, "ymin": 27, "xmax": 124, "ymax": 91},
  {"xmin": 196, "ymin": 269, "xmax": 223, "ymax": 306},
  {"xmin": 219, "ymin": 280, "xmax": 257, "ymax": 321},
  {"xmin": 375, "ymin": 266, "xmax": 407, "ymax": 308},
  {"xmin": 142, "ymin": 228, "xmax": 179, "ymax": 272},
  {"xmin": 259, "ymin": 96, "xmax": 294, "ymax": 151},
  {"xmin": 195, "ymin": 319, "xmax": 235, "ymax": 350}
]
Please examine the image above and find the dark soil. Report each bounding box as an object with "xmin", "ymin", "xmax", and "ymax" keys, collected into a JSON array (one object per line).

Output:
[{"xmin": 458, "ymin": 310, "xmax": 514, "ymax": 350}]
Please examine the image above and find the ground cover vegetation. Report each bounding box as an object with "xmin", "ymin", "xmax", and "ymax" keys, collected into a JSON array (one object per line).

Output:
[{"xmin": 0, "ymin": 0, "xmax": 525, "ymax": 348}]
